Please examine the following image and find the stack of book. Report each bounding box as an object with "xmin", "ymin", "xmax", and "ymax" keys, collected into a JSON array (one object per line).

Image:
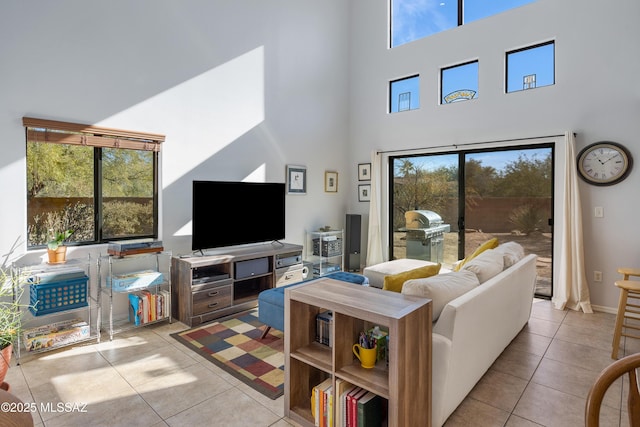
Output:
[
  {"xmin": 107, "ymin": 240, "xmax": 163, "ymax": 257},
  {"xmin": 315, "ymin": 310, "xmax": 333, "ymax": 346},
  {"xmin": 128, "ymin": 290, "xmax": 170, "ymax": 326},
  {"xmin": 311, "ymin": 378, "xmax": 386, "ymax": 427}
]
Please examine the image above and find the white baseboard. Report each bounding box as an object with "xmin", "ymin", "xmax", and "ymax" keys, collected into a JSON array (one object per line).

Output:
[{"xmin": 591, "ymin": 304, "xmax": 617, "ymax": 315}]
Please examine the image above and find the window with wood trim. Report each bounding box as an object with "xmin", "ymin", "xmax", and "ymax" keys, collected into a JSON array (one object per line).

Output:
[{"xmin": 23, "ymin": 117, "xmax": 164, "ymax": 248}]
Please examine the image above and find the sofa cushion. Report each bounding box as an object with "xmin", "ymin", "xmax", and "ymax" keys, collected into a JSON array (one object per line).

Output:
[
  {"xmin": 494, "ymin": 241, "xmax": 525, "ymax": 268},
  {"xmin": 382, "ymin": 263, "xmax": 441, "ymax": 293},
  {"xmin": 363, "ymin": 259, "xmax": 440, "ymax": 289},
  {"xmin": 401, "ymin": 270, "xmax": 479, "ymax": 321},
  {"xmin": 461, "ymin": 248, "xmax": 504, "ymax": 283},
  {"xmin": 454, "ymin": 237, "xmax": 499, "ymax": 271}
]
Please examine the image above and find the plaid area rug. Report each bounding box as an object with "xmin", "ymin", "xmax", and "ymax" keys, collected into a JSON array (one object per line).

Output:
[{"xmin": 171, "ymin": 310, "xmax": 284, "ymax": 399}]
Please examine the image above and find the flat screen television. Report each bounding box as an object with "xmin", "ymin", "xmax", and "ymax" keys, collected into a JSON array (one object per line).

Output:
[{"xmin": 192, "ymin": 180, "xmax": 286, "ymax": 251}]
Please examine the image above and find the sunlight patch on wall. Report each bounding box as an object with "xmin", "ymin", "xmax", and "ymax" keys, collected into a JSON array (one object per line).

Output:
[
  {"xmin": 174, "ymin": 221, "xmax": 192, "ymax": 237},
  {"xmin": 243, "ymin": 163, "xmax": 266, "ymax": 182},
  {"xmin": 99, "ymin": 46, "xmax": 266, "ymax": 188}
]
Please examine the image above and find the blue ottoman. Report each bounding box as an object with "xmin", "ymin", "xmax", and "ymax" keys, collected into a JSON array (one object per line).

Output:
[{"xmin": 258, "ymin": 272, "xmax": 368, "ymax": 338}]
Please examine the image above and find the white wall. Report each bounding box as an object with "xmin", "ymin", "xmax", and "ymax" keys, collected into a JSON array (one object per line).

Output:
[
  {"xmin": 0, "ymin": 1, "xmax": 350, "ymax": 266},
  {"xmin": 1, "ymin": 0, "xmax": 637, "ymax": 312},
  {"xmin": 347, "ymin": 0, "xmax": 640, "ymax": 311}
]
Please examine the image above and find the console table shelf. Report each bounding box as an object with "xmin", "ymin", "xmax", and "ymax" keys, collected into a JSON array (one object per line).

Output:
[{"xmin": 285, "ymin": 278, "xmax": 432, "ymax": 427}]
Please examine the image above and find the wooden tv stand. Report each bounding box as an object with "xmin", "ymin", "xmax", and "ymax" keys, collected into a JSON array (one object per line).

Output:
[{"xmin": 171, "ymin": 242, "xmax": 303, "ymax": 326}]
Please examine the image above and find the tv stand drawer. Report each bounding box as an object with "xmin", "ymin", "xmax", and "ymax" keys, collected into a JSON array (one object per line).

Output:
[
  {"xmin": 193, "ymin": 284, "xmax": 232, "ymax": 315},
  {"xmin": 275, "ymin": 265, "xmax": 303, "ymax": 287}
]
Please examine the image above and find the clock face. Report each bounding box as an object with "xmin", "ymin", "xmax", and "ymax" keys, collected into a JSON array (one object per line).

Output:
[{"xmin": 577, "ymin": 142, "xmax": 632, "ymax": 186}]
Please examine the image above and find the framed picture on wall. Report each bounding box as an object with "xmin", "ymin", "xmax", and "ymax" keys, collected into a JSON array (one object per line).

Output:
[
  {"xmin": 358, "ymin": 163, "xmax": 371, "ymax": 181},
  {"xmin": 286, "ymin": 165, "xmax": 307, "ymax": 194},
  {"xmin": 358, "ymin": 184, "xmax": 371, "ymax": 202},
  {"xmin": 325, "ymin": 171, "xmax": 338, "ymax": 192}
]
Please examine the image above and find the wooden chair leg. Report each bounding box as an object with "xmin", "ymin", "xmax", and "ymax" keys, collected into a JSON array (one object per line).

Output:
[
  {"xmin": 612, "ymin": 288, "xmax": 628, "ymax": 359},
  {"xmin": 260, "ymin": 325, "xmax": 271, "ymax": 339}
]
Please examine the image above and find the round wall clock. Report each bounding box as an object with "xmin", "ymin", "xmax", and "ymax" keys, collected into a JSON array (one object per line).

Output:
[{"xmin": 577, "ymin": 141, "xmax": 633, "ymax": 186}]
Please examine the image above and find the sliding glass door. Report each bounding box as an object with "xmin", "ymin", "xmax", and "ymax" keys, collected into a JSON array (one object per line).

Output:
[
  {"xmin": 390, "ymin": 144, "xmax": 553, "ymax": 298},
  {"xmin": 391, "ymin": 153, "xmax": 460, "ymax": 266}
]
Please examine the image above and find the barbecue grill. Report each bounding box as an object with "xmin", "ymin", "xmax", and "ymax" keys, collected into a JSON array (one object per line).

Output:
[{"xmin": 402, "ymin": 210, "xmax": 450, "ymax": 263}]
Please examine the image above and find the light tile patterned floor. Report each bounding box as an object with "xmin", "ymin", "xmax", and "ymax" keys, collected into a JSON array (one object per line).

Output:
[{"xmin": 4, "ymin": 300, "xmax": 638, "ymax": 426}]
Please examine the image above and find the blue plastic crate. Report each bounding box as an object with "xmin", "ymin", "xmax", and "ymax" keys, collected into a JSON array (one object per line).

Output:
[{"xmin": 29, "ymin": 275, "xmax": 89, "ymax": 316}]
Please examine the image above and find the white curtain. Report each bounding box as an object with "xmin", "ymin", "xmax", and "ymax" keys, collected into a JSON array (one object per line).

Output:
[
  {"xmin": 366, "ymin": 150, "xmax": 384, "ymax": 266},
  {"xmin": 552, "ymin": 132, "xmax": 593, "ymax": 313}
]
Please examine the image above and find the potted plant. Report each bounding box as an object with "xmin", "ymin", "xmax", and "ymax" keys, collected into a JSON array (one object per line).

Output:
[
  {"xmin": 47, "ymin": 229, "xmax": 73, "ymax": 264},
  {"xmin": 0, "ymin": 268, "xmax": 26, "ymax": 389}
]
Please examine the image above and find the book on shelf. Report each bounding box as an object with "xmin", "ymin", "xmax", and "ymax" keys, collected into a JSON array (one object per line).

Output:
[
  {"xmin": 347, "ymin": 387, "xmax": 367, "ymax": 427},
  {"xmin": 128, "ymin": 291, "xmax": 168, "ymax": 325},
  {"xmin": 344, "ymin": 386, "xmax": 361, "ymax": 427},
  {"xmin": 140, "ymin": 290, "xmax": 151, "ymax": 322},
  {"xmin": 315, "ymin": 310, "xmax": 333, "ymax": 347},
  {"xmin": 157, "ymin": 289, "xmax": 170, "ymax": 319},
  {"xmin": 128, "ymin": 294, "xmax": 142, "ymax": 326},
  {"xmin": 335, "ymin": 379, "xmax": 355, "ymax": 427},
  {"xmin": 325, "ymin": 384, "xmax": 333, "ymax": 427},
  {"xmin": 312, "ymin": 378, "xmax": 332, "ymax": 427},
  {"xmin": 357, "ymin": 392, "xmax": 384, "ymax": 427}
]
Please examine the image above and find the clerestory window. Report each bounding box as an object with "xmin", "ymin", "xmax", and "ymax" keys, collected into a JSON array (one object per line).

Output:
[
  {"xmin": 506, "ymin": 41, "xmax": 555, "ymax": 93},
  {"xmin": 390, "ymin": 75, "xmax": 420, "ymax": 113},
  {"xmin": 441, "ymin": 60, "xmax": 479, "ymax": 104},
  {"xmin": 390, "ymin": 0, "xmax": 536, "ymax": 48}
]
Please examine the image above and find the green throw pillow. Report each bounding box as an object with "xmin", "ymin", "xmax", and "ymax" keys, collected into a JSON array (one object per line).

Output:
[{"xmin": 383, "ymin": 263, "xmax": 441, "ymax": 293}]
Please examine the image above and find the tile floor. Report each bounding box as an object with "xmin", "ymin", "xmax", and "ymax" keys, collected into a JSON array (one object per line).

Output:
[{"xmin": 4, "ymin": 299, "xmax": 638, "ymax": 427}]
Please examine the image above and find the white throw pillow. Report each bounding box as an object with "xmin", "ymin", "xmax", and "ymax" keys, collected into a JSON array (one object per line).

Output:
[
  {"xmin": 402, "ymin": 270, "xmax": 479, "ymax": 321},
  {"xmin": 494, "ymin": 241, "xmax": 525, "ymax": 268},
  {"xmin": 461, "ymin": 249, "xmax": 504, "ymax": 283}
]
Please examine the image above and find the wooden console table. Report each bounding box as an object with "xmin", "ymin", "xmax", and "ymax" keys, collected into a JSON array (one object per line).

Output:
[{"xmin": 284, "ymin": 278, "xmax": 432, "ymax": 426}]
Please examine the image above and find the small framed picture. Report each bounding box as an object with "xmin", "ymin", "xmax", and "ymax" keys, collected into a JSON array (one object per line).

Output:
[
  {"xmin": 358, "ymin": 163, "xmax": 371, "ymax": 181},
  {"xmin": 324, "ymin": 171, "xmax": 338, "ymax": 192},
  {"xmin": 358, "ymin": 184, "xmax": 371, "ymax": 202},
  {"xmin": 286, "ymin": 165, "xmax": 307, "ymax": 195}
]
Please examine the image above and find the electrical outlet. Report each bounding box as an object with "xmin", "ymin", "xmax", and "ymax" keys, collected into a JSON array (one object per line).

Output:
[
  {"xmin": 594, "ymin": 271, "xmax": 602, "ymax": 282},
  {"xmin": 595, "ymin": 207, "xmax": 604, "ymax": 218}
]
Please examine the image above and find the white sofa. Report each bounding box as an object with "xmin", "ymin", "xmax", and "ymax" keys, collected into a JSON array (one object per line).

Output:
[{"xmin": 364, "ymin": 247, "xmax": 537, "ymax": 426}]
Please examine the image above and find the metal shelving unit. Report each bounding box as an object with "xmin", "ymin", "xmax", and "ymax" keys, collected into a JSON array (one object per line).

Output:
[
  {"xmin": 306, "ymin": 230, "xmax": 344, "ymax": 277},
  {"xmin": 13, "ymin": 255, "xmax": 99, "ymax": 362},
  {"xmin": 97, "ymin": 251, "xmax": 172, "ymax": 341}
]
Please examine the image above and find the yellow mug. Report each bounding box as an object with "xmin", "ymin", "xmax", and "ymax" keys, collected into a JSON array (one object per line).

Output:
[{"xmin": 352, "ymin": 344, "xmax": 377, "ymax": 369}]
